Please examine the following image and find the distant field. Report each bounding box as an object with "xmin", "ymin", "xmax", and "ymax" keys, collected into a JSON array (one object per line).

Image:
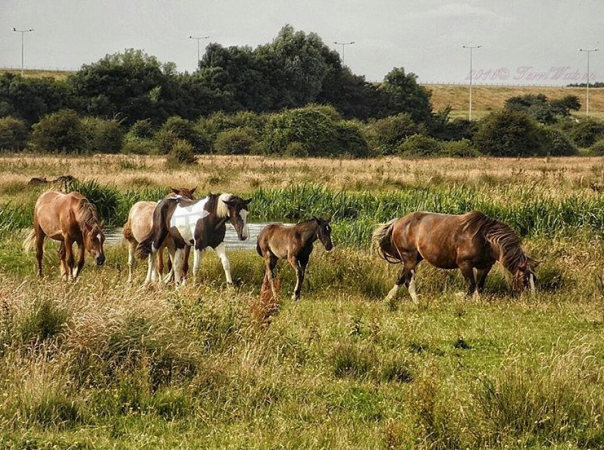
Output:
[{"xmin": 0, "ymin": 68, "xmax": 73, "ymax": 81}]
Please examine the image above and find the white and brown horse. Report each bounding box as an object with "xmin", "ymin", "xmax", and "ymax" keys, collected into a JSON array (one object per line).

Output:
[
  {"xmin": 123, "ymin": 187, "xmax": 196, "ymax": 283},
  {"xmin": 256, "ymin": 217, "xmax": 334, "ymax": 301},
  {"xmin": 373, "ymin": 210, "xmax": 540, "ymax": 301},
  {"xmin": 136, "ymin": 193, "xmax": 251, "ymax": 285},
  {"xmin": 23, "ymin": 191, "xmax": 105, "ymax": 280}
]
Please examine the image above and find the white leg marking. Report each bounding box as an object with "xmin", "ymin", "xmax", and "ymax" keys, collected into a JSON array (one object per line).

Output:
[
  {"xmin": 128, "ymin": 242, "xmax": 135, "ymax": 282},
  {"xmin": 173, "ymin": 249, "xmax": 185, "ymax": 285},
  {"xmin": 529, "ymin": 273, "xmax": 536, "ymax": 291},
  {"xmin": 215, "ymin": 243, "xmax": 233, "ymax": 284},
  {"xmin": 193, "ymin": 248, "xmax": 203, "ymax": 285},
  {"xmin": 385, "ymin": 284, "xmax": 399, "ymax": 302},
  {"xmin": 408, "ymin": 271, "xmax": 418, "ymax": 303}
]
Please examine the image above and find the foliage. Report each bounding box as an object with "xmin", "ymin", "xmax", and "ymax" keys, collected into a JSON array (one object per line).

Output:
[
  {"xmin": 540, "ymin": 127, "xmax": 578, "ymax": 156},
  {"xmin": 365, "ymin": 113, "xmax": 421, "ymax": 155},
  {"xmin": 589, "ymin": 138, "xmax": 604, "ymax": 156},
  {"xmin": 567, "ymin": 118, "xmax": 604, "ymax": 147},
  {"xmin": 505, "ymin": 93, "xmax": 580, "ymax": 124},
  {"xmin": 83, "ymin": 117, "xmax": 124, "ymax": 153},
  {"xmin": 214, "ymin": 127, "xmax": 257, "ymax": 155},
  {"xmin": 166, "ymin": 139, "xmax": 196, "ymax": 166},
  {"xmin": 29, "ymin": 109, "xmax": 88, "ymax": 153},
  {"xmin": 155, "ymin": 116, "xmax": 210, "ymax": 154},
  {"xmin": 474, "ymin": 110, "xmax": 546, "ymax": 157},
  {"xmin": 0, "ymin": 116, "xmax": 28, "ymax": 151},
  {"xmin": 380, "ymin": 67, "xmax": 433, "ymax": 123},
  {"xmin": 397, "ymin": 134, "xmax": 443, "ymax": 157},
  {"xmin": 440, "ymin": 139, "xmax": 482, "ymax": 157}
]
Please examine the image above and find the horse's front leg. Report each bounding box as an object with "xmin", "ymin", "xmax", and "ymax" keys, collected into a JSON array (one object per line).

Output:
[
  {"xmin": 63, "ymin": 236, "xmax": 75, "ymax": 281},
  {"xmin": 476, "ymin": 265, "xmax": 493, "ymax": 294},
  {"xmin": 385, "ymin": 266, "xmax": 417, "ymax": 303},
  {"xmin": 192, "ymin": 246, "xmax": 202, "ymax": 285},
  {"xmin": 288, "ymin": 255, "xmax": 304, "ymax": 301},
  {"xmin": 58, "ymin": 242, "xmax": 67, "ymax": 280},
  {"xmin": 214, "ymin": 243, "xmax": 233, "ymax": 285},
  {"xmin": 127, "ymin": 240, "xmax": 136, "ymax": 283},
  {"xmin": 73, "ymin": 243, "xmax": 85, "ymax": 279}
]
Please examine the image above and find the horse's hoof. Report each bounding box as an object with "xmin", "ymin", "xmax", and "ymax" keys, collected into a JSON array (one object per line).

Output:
[{"xmin": 291, "ymin": 294, "xmax": 300, "ymax": 301}]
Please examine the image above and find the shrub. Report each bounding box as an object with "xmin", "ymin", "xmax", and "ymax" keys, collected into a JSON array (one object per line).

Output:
[
  {"xmin": 121, "ymin": 137, "xmax": 159, "ymax": 155},
  {"xmin": 214, "ymin": 127, "xmax": 257, "ymax": 155},
  {"xmin": 128, "ymin": 119, "xmax": 156, "ymax": 139},
  {"xmin": 397, "ymin": 134, "xmax": 443, "ymax": 157},
  {"xmin": 540, "ymin": 127, "xmax": 578, "ymax": 156},
  {"xmin": 262, "ymin": 106, "xmax": 339, "ymax": 156},
  {"xmin": 440, "ymin": 139, "xmax": 482, "ymax": 157},
  {"xmin": 474, "ymin": 110, "xmax": 546, "ymax": 157},
  {"xmin": 589, "ymin": 138, "xmax": 604, "ymax": 156},
  {"xmin": 156, "ymin": 116, "xmax": 210, "ymax": 154},
  {"xmin": 197, "ymin": 110, "xmax": 267, "ymax": 142},
  {"xmin": 83, "ymin": 117, "xmax": 124, "ymax": 153},
  {"xmin": 567, "ymin": 118, "xmax": 604, "ymax": 147},
  {"xmin": 284, "ymin": 141, "xmax": 308, "ymax": 157},
  {"xmin": 29, "ymin": 109, "xmax": 88, "ymax": 153},
  {"xmin": 166, "ymin": 139, "xmax": 196, "ymax": 166},
  {"xmin": 335, "ymin": 120, "xmax": 371, "ymax": 157},
  {"xmin": 366, "ymin": 113, "xmax": 420, "ymax": 155},
  {"xmin": 0, "ymin": 116, "xmax": 28, "ymax": 151}
]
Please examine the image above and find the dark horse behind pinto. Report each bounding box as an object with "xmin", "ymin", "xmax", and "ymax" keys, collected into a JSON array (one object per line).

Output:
[
  {"xmin": 256, "ymin": 217, "xmax": 334, "ymax": 301},
  {"xmin": 136, "ymin": 193, "xmax": 251, "ymax": 285},
  {"xmin": 373, "ymin": 211, "xmax": 540, "ymax": 301},
  {"xmin": 23, "ymin": 191, "xmax": 105, "ymax": 280}
]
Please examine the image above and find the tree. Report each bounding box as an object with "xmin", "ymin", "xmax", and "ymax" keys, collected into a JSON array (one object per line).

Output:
[{"xmin": 379, "ymin": 68, "xmax": 433, "ymax": 123}]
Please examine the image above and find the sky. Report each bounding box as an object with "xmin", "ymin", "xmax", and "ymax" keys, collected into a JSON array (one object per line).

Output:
[{"xmin": 0, "ymin": 0, "xmax": 602, "ymax": 85}]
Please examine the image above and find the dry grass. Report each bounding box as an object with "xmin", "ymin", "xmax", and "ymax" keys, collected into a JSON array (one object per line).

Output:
[
  {"xmin": 0, "ymin": 68, "xmax": 73, "ymax": 81},
  {"xmin": 0, "ymin": 154, "xmax": 602, "ymax": 203},
  {"xmin": 427, "ymin": 84, "xmax": 604, "ymax": 115}
]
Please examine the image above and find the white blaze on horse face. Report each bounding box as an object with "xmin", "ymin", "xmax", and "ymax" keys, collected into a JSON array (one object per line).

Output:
[
  {"xmin": 169, "ymin": 198, "xmax": 210, "ymax": 244},
  {"xmin": 239, "ymin": 209, "xmax": 249, "ymax": 240}
]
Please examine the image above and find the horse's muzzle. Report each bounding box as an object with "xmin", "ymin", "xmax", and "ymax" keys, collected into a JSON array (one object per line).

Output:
[{"xmin": 96, "ymin": 255, "xmax": 106, "ymax": 266}]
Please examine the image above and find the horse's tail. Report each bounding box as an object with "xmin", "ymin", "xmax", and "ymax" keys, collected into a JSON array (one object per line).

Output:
[
  {"xmin": 136, "ymin": 200, "xmax": 171, "ymax": 259},
  {"xmin": 122, "ymin": 218, "xmax": 134, "ymax": 242},
  {"xmin": 22, "ymin": 229, "xmax": 36, "ymax": 252},
  {"xmin": 372, "ymin": 219, "xmax": 401, "ymax": 264}
]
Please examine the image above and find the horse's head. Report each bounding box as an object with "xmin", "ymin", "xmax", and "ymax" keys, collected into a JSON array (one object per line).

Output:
[
  {"xmin": 314, "ymin": 216, "xmax": 334, "ymax": 252},
  {"xmin": 84, "ymin": 222, "xmax": 106, "ymax": 266},
  {"xmin": 513, "ymin": 256, "xmax": 540, "ymax": 292},
  {"xmin": 223, "ymin": 196, "xmax": 252, "ymax": 241},
  {"xmin": 170, "ymin": 187, "xmax": 196, "ymax": 199}
]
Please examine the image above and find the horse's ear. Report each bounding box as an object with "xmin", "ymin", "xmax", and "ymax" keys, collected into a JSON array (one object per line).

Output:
[
  {"xmin": 170, "ymin": 187, "xmax": 179, "ymax": 195},
  {"xmin": 312, "ymin": 216, "xmax": 319, "ymax": 222},
  {"xmin": 244, "ymin": 198, "xmax": 252, "ymax": 205},
  {"xmin": 190, "ymin": 187, "xmax": 196, "ymax": 194}
]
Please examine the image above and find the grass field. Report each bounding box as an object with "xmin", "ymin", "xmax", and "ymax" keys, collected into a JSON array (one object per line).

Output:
[{"xmin": 0, "ymin": 155, "xmax": 602, "ymax": 448}]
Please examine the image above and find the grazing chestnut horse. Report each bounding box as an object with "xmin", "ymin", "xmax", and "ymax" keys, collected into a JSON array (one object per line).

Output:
[
  {"xmin": 373, "ymin": 211, "xmax": 540, "ymax": 301},
  {"xmin": 123, "ymin": 187, "xmax": 196, "ymax": 283},
  {"xmin": 256, "ymin": 217, "xmax": 334, "ymax": 301},
  {"xmin": 23, "ymin": 191, "xmax": 105, "ymax": 280},
  {"xmin": 137, "ymin": 193, "xmax": 251, "ymax": 285}
]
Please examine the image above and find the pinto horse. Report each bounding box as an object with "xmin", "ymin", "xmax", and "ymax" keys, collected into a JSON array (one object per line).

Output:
[
  {"xmin": 23, "ymin": 191, "xmax": 105, "ymax": 280},
  {"xmin": 123, "ymin": 187, "xmax": 196, "ymax": 283},
  {"xmin": 136, "ymin": 193, "xmax": 251, "ymax": 285},
  {"xmin": 256, "ymin": 217, "xmax": 334, "ymax": 301},
  {"xmin": 373, "ymin": 211, "xmax": 540, "ymax": 302}
]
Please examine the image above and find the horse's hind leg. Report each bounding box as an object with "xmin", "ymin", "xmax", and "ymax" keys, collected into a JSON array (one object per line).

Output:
[
  {"xmin": 385, "ymin": 265, "xmax": 417, "ymax": 303},
  {"xmin": 35, "ymin": 230, "xmax": 45, "ymax": 278}
]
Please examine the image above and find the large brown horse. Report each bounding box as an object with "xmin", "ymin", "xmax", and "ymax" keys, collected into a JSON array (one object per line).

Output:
[
  {"xmin": 122, "ymin": 187, "xmax": 196, "ymax": 283},
  {"xmin": 137, "ymin": 193, "xmax": 251, "ymax": 285},
  {"xmin": 23, "ymin": 191, "xmax": 105, "ymax": 280},
  {"xmin": 256, "ymin": 217, "xmax": 334, "ymax": 301},
  {"xmin": 373, "ymin": 211, "xmax": 540, "ymax": 301}
]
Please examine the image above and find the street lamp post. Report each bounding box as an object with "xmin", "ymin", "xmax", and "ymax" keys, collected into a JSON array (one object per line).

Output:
[
  {"xmin": 12, "ymin": 27, "xmax": 34, "ymax": 76},
  {"xmin": 188, "ymin": 35, "xmax": 210, "ymax": 69},
  {"xmin": 462, "ymin": 44, "xmax": 481, "ymax": 120},
  {"xmin": 334, "ymin": 41, "xmax": 355, "ymax": 65},
  {"xmin": 579, "ymin": 48, "xmax": 599, "ymax": 117}
]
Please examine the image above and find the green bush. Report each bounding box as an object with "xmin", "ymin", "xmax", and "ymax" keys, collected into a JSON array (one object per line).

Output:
[
  {"xmin": 397, "ymin": 134, "xmax": 443, "ymax": 157},
  {"xmin": 0, "ymin": 116, "xmax": 28, "ymax": 151},
  {"xmin": 589, "ymin": 138, "xmax": 604, "ymax": 156},
  {"xmin": 197, "ymin": 110, "xmax": 268, "ymax": 142},
  {"xmin": 29, "ymin": 109, "xmax": 88, "ymax": 153},
  {"xmin": 121, "ymin": 136, "xmax": 159, "ymax": 155},
  {"xmin": 365, "ymin": 113, "xmax": 420, "ymax": 155},
  {"xmin": 83, "ymin": 117, "xmax": 124, "ymax": 153},
  {"xmin": 440, "ymin": 139, "xmax": 482, "ymax": 157},
  {"xmin": 166, "ymin": 139, "xmax": 196, "ymax": 166},
  {"xmin": 335, "ymin": 120, "xmax": 370, "ymax": 157},
  {"xmin": 567, "ymin": 118, "xmax": 604, "ymax": 147},
  {"xmin": 284, "ymin": 141, "xmax": 308, "ymax": 157},
  {"xmin": 214, "ymin": 127, "xmax": 257, "ymax": 155},
  {"xmin": 156, "ymin": 116, "xmax": 210, "ymax": 154},
  {"xmin": 540, "ymin": 127, "xmax": 578, "ymax": 156},
  {"xmin": 128, "ymin": 119, "xmax": 156, "ymax": 139},
  {"xmin": 474, "ymin": 110, "xmax": 546, "ymax": 157}
]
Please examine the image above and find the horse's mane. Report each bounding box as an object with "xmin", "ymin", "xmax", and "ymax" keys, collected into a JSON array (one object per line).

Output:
[
  {"xmin": 77, "ymin": 199, "xmax": 100, "ymax": 228},
  {"xmin": 462, "ymin": 211, "xmax": 526, "ymax": 272},
  {"xmin": 205, "ymin": 193, "xmax": 233, "ymax": 218}
]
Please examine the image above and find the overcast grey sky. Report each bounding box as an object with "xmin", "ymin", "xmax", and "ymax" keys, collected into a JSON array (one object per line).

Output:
[{"xmin": 1, "ymin": 0, "xmax": 601, "ymax": 85}]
